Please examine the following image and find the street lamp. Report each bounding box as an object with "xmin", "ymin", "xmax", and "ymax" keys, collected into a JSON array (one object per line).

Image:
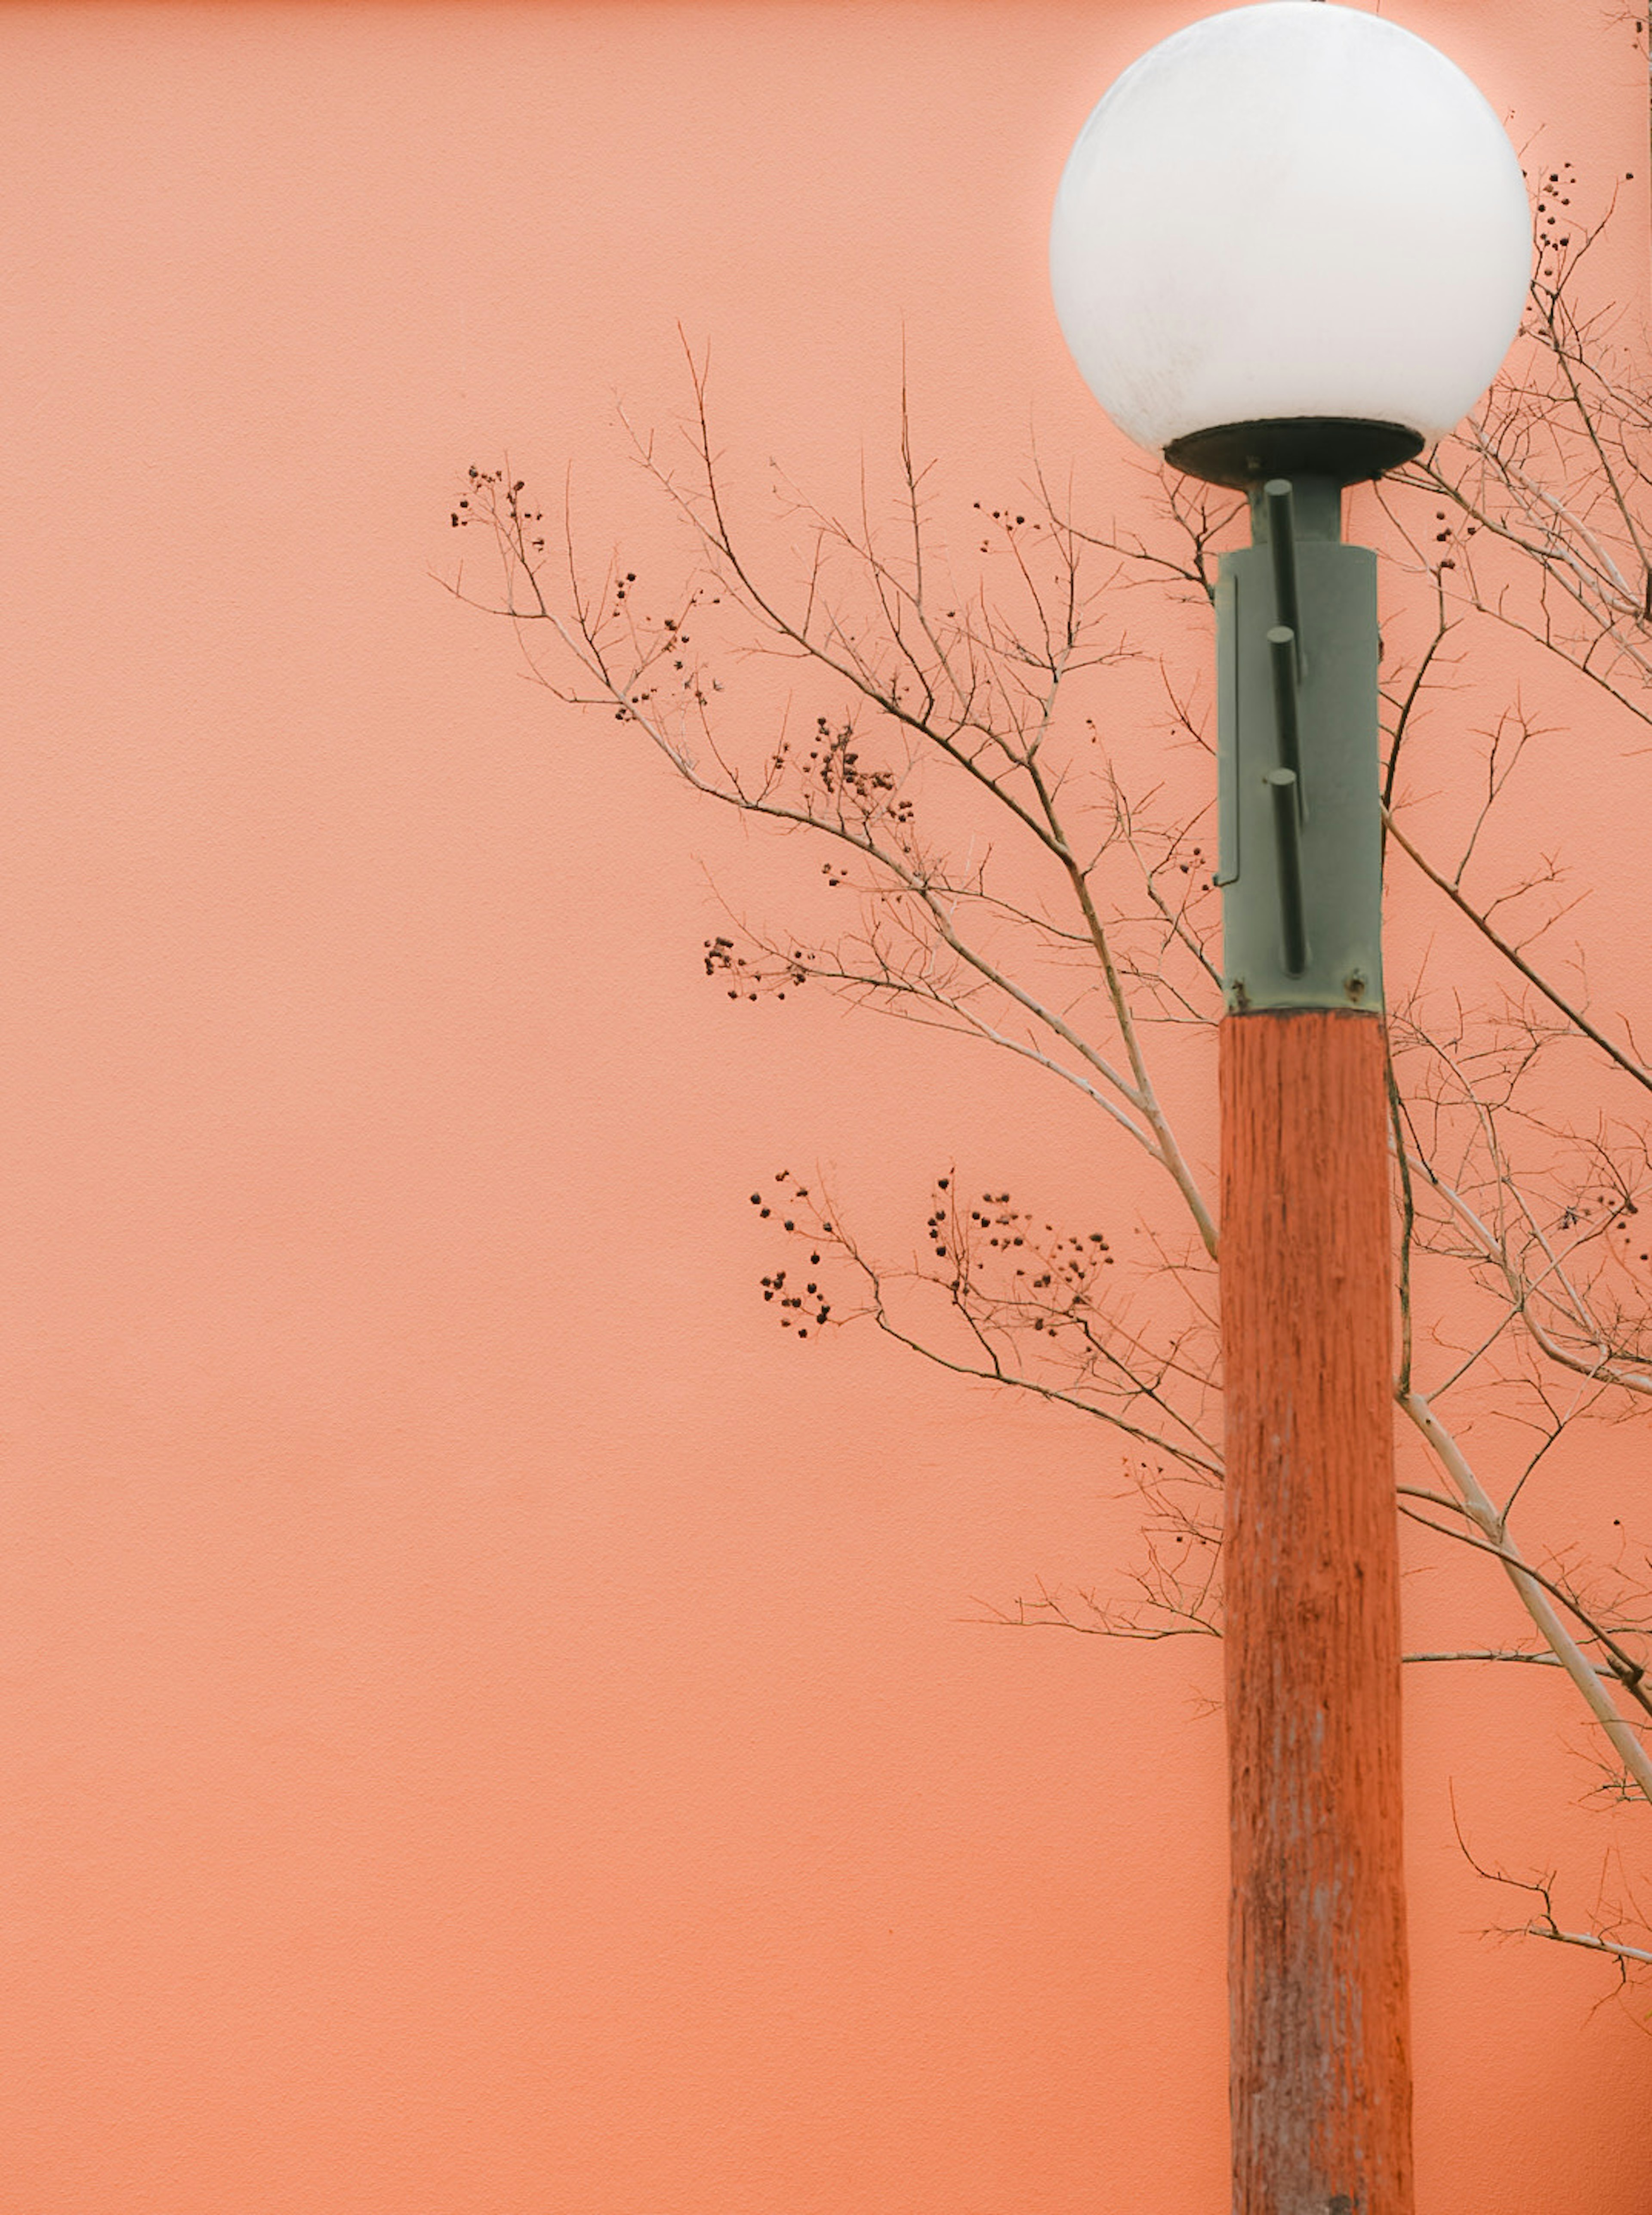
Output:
[{"xmin": 1049, "ymin": 6, "xmax": 1531, "ymax": 2212}]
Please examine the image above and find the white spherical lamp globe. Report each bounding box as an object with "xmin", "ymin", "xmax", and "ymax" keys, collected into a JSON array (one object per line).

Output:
[{"xmin": 1049, "ymin": 1, "xmax": 1532, "ymax": 486}]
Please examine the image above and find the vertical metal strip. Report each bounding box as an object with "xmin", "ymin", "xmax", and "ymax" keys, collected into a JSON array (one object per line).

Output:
[{"xmin": 1214, "ymin": 566, "xmax": 1240, "ymax": 888}]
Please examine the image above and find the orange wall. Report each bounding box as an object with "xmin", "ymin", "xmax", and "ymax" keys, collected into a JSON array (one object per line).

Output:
[{"xmin": 1, "ymin": 5, "xmax": 1647, "ymax": 2210}]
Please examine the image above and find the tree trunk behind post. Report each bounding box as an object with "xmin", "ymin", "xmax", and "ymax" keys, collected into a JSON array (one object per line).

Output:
[{"xmin": 1220, "ymin": 1007, "xmax": 1413, "ymax": 2215}]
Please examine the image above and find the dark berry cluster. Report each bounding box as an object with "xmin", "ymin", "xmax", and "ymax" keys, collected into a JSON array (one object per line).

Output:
[
  {"xmin": 764, "ymin": 715, "xmax": 915, "ymax": 838},
  {"xmin": 1429, "ymin": 506, "xmax": 1478, "ymax": 575},
  {"xmin": 970, "ymin": 500, "xmax": 1036, "ymax": 555},
  {"xmin": 703, "ymin": 935, "xmax": 811, "ymax": 1001},
  {"xmin": 749, "ymin": 1172, "xmax": 832, "ymax": 1338},
  {"xmin": 450, "ymin": 465, "xmax": 546, "ymax": 555},
  {"xmin": 1534, "ymin": 163, "xmax": 1575, "ymax": 256},
  {"xmin": 924, "ymin": 1179, "xmax": 1113, "ymax": 1343}
]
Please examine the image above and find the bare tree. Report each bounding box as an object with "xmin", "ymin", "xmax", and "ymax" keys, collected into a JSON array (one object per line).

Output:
[{"xmin": 446, "ymin": 150, "xmax": 1652, "ymax": 1995}]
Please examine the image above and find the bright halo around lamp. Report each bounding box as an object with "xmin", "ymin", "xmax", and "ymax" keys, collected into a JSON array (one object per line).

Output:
[{"xmin": 1049, "ymin": 0, "xmax": 1533, "ymax": 488}]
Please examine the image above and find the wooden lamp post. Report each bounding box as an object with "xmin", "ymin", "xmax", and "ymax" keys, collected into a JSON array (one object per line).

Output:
[{"xmin": 1048, "ymin": 7, "xmax": 1533, "ymax": 2210}]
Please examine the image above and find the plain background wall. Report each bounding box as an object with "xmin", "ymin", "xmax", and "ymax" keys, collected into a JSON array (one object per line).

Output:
[{"xmin": 0, "ymin": 4, "xmax": 1648, "ymax": 2209}]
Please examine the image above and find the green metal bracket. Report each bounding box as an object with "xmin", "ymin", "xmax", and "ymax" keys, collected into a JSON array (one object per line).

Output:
[{"xmin": 1216, "ymin": 475, "xmax": 1384, "ymax": 1014}]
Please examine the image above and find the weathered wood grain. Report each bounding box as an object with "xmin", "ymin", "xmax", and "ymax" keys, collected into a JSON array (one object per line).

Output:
[{"xmin": 1221, "ymin": 1008, "xmax": 1413, "ymax": 2215}]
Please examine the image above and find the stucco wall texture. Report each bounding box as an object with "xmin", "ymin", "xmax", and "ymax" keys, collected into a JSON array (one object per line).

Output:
[{"xmin": 1, "ymin": 4, "xmax": 1648, "ymax": 2210}]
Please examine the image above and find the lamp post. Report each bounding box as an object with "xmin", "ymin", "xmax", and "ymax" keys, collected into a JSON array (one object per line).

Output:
[{"xmin": 1049, "ymin": 7, "xmax": 1532, "ymax": 2211}]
